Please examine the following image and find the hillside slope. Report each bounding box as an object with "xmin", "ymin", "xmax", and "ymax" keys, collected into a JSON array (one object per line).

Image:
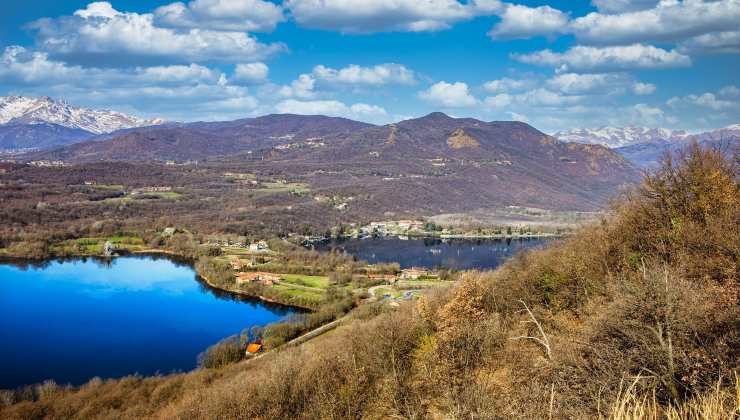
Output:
[
  {"xmin": 34, "ymin": 114, "xmax": 373, "ymax": 162},
  {"xmin": 0, "ymin": 122, "xmax": 94, "ymax": 150},
  {"xmin": 1, "ymin": 144, "xmax": 736, "ymax": 419},
  {"xmin": 238, "ymin": 112, "xmax": 638, "ymax": 211}
]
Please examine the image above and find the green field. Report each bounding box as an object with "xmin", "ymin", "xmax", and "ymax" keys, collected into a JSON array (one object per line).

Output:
[
  {"xmin": 279, "ymin": 273, "xmax": 330, "ymax": 289},
  {"xmin": 256, "ymin": 182, "xmax": 311, "ymax": 195},
  {"xmin": 270, "ymin": 283, "xmax": 326, "ymax": 305}
]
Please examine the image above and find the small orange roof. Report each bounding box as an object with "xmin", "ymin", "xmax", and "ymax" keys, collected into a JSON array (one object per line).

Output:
[{"xmin": 246, "ymin": 343, "xmax": 262, "ymax": 354}]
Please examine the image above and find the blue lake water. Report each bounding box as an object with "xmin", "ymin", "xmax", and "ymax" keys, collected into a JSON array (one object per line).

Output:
[
  {"xmin": 313, "ymin": 237, "xmax": 551, "ymax": 270},
  {"xmin": 0, "ymin": 255, "xmax": 294, "ymax": 389}
]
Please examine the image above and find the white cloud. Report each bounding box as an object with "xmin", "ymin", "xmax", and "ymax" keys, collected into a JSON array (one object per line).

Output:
[
  {"xmin": 483, "ymin": 93, "xmax": 513, "ymax": 108},
  {"xmin": 514, "ymin": 88, "xmax": 584, "ymax": 107},
  {"xmin": 719, "ymin": 85, "xmax": 740, "ymax": 97},
  {"xmin": 667, "ymin": 92, "xmax": 739, "ymax": 111},
  {"xmin": 485, "ymin": 87, "xmax": 583, "ymax": 110},
  {"xmin": 154, "ymin": 0, "xmax": 285, "ymax": 32},
  {"xmin": 418, "ymin": 81, "xmax": 478, "ymax": 107},
  {"xmin": 546, "ymin": 73, "xmax": 621, "ymax": 94},
  {"xmin": 571, "ymin": 0, "xmax": 740, "ymax": 45},
  {"xmin": 29, "ymin": 2, "xmax": 285, "ymax": 64},
  {"xmin": 0, "ymin": 45, "xmax": 260, "ymax": 121},
  {"xmin": 278, "ymin": 74, "xmax": 317, "ymax": 99},
  {"xmin": 232, "ymin": 62, "xmax": 269, "ymax": 84},
  {"xmin": 285, "ymin": 0, "xmax": 502, "ymax": 33},
  {"xmin": 632, "ymin": 82, "xmax": 656, "ymax": 95},
  {"xmin": 274, "ymin": 99, "xmax": 387, "ymax": 121},
  {"xmin": 312, "ymin": 63, "xmax": 415, "ymax": 85},
  {"xmin": 679, "ymin": 30, "xmax": 740, "ymax": 54},
  {"xmin": 488, "ymin": 4, "xmax": 569, "ymax": 40},
  {"xmin": 590, "ymin": 0, "xmax": 659, "ymax": 14},
  {"xmin": 513, "ymin": 44, "xmax": 691, "ymax": 72},
  {"xmin": 627, "ymin": 103, "xmax": 672, "ymax": 126},
  {"xmin": 483, "ymin": 77, "xmax": 534, "ymax": 93}
]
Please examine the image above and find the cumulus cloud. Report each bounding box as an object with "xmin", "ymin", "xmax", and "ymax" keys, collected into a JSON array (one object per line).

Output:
[
  {"xmin": 545, "ymin": 72, "xmax": 654, "ymax": 96},
  {"xmin": 483, "ymin": 93, "xmax": 513, "ymax": 108},
  {"xmin": 513, "ymin": 44, "xmax": 691, "ymax": 72},
  {"xmin": 546, "ymin": 73, "xmax": 622, "ymax": 94},
  {"xmin": 667, "ymin": 91, "xmax": 739, "ymax": 111},
  {"xmin": 679, "ymin": 30, "xmax": 740, "ymax": 54},
  {"xmin": 274, "ymin": 99, "xmax": 387, "ymax": 122},
  {"xmin": 418, "ymin": 81, "xmax": 478, "ymax": 107},
  {"xmin": 232, "ymin": 62, "xmax": 269, "ymax": 84},
  {"xmin": 632, "ymin": 82, "xmax": 656, "ymax": 95},
  {"xmin": 488, "ymin": 4, "xmax": 569, "ymax": 40},
  {"xmin": 28, "ymin": 2, "xmax": 285, "ymax": 65},
  {"xmin": 154, "ymin": 0, "xmax": 284, "ymax": 32},
  {"xmin": 571, "ymin": 0, "xmax": 740, "ymax": 45},
  {"xmin": 590, "ymin": 0, "xmax": 660, "ymax": 14},
  {"xmin": 312, "ymin": 63, "xmax": 415, "ymax": 85},
  {"xmin": 285, "ymin": 0, "xmax": 502, "ymax": 33},
  {"xmin": 719, "ymin": 85, "xmax": 740, "ymax": 97},
  {"xmin": 278, "ymin": 74, "xmax": 317, "ymax": 99},
  {"xmin": 0, "ymin": 45, "xmax": 259, "ymax": 121},
  {"xmin": 483, "ymin": 77, "xmax": 535, "ymax": 93}
]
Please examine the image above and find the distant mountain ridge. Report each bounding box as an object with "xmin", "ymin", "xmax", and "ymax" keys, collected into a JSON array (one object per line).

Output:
[
  {"xmin": 0, "ymin": 96, "xmax": 165, "ymax": 151},
  {"xmin": 0, "ymin": 95, "xmax": 163, "ymax": 135},
  {"xmin": 553, "ymin": 126, "xmax": 691, "ymax": 148},
  {"xmin": 30, "ymin": 112, "xmax": 639, "ymax": 211},
  {"xmin": 554, "ymin": 124, "xmax": 739, "ymax": 168},
  {"xmin": 553, "ymin": 124, "xmax": 739, "ymax": 149}
]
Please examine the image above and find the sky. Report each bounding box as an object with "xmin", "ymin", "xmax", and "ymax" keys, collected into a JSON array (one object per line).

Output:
[{"xmin": 1, "ymin": 0, "xmax": 739, "ymax": 133}]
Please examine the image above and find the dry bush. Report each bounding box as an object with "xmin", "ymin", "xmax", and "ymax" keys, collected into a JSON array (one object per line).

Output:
[{"xmin": 1, "ymin": 143, "xmax": 737, "ymax": 419}]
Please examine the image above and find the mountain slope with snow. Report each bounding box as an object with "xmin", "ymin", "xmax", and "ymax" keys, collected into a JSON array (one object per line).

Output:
[
  {"xmin": 552, "ymin": 126, "xmax": 690, "ymax": 148},
  {"xmin": 0, "ymin": 96, "xmax": 163, "ymax": 135}
]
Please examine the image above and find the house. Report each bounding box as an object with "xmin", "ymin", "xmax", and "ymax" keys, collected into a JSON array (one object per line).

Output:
[
  {"xmin": 235, "ymin": 272, "xmax": 281, "ymax": 286},
  {"xmin": 400, "ymin": 267, "xmax": 431, "ymax": 280},
  {"xmin": 246, "ymin": 343, "xmax": 262, "ymax": 355},
  {"xmin": 248, "ymin": 240, "xmax": 270, "ymax": 252},
  {"xmin": 230, "ymin": 256, "xmax": 247, "ymax": 270},
  {"xmin": 397, "ymin": 220, "xmax": 425, "ymax": 231},
  {"xmin": 368, "ymin": 273, "xmax": 397, "ymax": 283}
]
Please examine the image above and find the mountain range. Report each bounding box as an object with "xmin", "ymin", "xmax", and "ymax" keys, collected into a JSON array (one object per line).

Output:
[
  {"xmin": 24, "ymin": 111, "xmax": 638, "ymax": 211},
  {"xmin": 554, "ymin": 125, "xmax": 739, "ymax": 167},
  {"xmin": 0, "ymin": 96, "xmax": 163, "ymax": 150},
  {"xmin": 8, "ymin": 95, "xmax": 736, "ymax": 211}
]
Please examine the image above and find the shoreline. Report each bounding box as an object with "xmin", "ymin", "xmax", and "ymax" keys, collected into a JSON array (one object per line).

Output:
[
  {"xmin": 0, "ymin": 248, "xmax": 313, "ymax": 311},
  {"xmin": 197, "ymin": 270, "xmax": 314, "ymax": 311},
  {"xmin": 304, "ymin": 232, "xmax": 564, "ymax": 243}
]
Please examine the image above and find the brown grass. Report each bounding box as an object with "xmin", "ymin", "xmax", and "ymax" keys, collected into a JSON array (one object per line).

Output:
[{"xmin": 1, "ymin": 143, "xmax": 737, "ymax": 419}]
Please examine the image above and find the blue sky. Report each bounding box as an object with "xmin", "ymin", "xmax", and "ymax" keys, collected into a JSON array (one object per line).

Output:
[{"xmin": 1, "ymin": 0, "xmax": 739, "ymax": 132}]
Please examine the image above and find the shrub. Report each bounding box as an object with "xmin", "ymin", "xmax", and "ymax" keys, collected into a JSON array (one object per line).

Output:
[{"xmin": 197, "ymin": 335, "xmax": 244, "ymax": 369}]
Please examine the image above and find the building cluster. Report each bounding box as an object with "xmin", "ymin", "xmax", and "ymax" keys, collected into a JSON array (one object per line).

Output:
[
  {"xmin": 235, "ymin": 271, "xmax": 281, "ymax": 286},
  {"xmin": 367, "ymin": 267, "xmax": 435, "ymax": 283},
  {"xmin": 361, "ymin": 220, "xmax": 425, "ymax": 236},
  {"xmin": 29, "ymin": 160, "xmax": 65, "ymax": 167},
  {"xmin": 131, "ymin": 186, "xmax": 172, "ymax": 195}
]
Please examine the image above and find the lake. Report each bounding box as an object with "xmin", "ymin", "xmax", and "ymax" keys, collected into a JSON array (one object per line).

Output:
[
  {"xmin": 312, "ymin": 237, "xmax": 551, "ymax": 270},
  {"xmin": 0, "ymin": 255, "xmax": 295, "ymax": 389}
]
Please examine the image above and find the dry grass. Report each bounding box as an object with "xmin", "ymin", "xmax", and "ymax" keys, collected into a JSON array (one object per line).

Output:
[{"xmin": 1, "ymin": 143, "xmax": 737, "ymax": 419}]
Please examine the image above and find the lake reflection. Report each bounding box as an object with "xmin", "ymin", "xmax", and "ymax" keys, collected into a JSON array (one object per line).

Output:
[
  {"xmin": 0, "ymin": 255, "xmax": 294, "ymax": 389},
  {"xmin": 313, "ymin": 237, "xmax": 551, "ymax": 270}
]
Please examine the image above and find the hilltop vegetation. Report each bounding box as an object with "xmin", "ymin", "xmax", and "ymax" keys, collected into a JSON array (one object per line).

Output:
[{"xmin": 1, "ymin": 143, "xmax": 737, "ymax": 418}]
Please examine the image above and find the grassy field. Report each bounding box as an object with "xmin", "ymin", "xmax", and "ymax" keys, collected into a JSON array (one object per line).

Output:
[
  {"xmin": 279, "ymin": 273, "xmax": 330, "ymax": 289},
  {"xmin": 53, "ymin": 235, "xmax": 146, "ymax": 254},
  {"xmin": 270, "ymin": 283, "xmax": 326, "ymax": 305},
  {"xmin": 255, "ymin": 182, "xmax": 311, "ymax": 195}
]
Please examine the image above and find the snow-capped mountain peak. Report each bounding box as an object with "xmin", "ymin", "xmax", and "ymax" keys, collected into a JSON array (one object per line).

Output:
[
  {"xmin": 0, "ymin": 96, "xmax": 164, "ymax": 134},
  {"xmin": 552, "ymin": 126, "xmax": 690, "ymax": 148}
]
